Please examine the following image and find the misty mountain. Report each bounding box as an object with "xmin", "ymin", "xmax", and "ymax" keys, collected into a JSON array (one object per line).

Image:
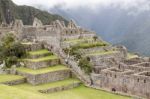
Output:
[
  {"xmin": 0, "ymin": 0, "xmax": 67, "ymax": 25},
  {"xmin": 48, "ymin": 6, "xmax": 150, "ymax": 56}
]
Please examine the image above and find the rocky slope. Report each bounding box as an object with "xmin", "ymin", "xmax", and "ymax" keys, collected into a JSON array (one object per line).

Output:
[{"xmin": 0, "ymin": 0, "xmax": 67, "ymax": 25}]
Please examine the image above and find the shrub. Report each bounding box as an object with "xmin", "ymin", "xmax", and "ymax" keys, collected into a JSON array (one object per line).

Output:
[
  {"xmin": 0, "ymin": 33, "xmax": 27, "ymax": 68},
  {"xmin": 78, "ymin": 57, "xmax": 92, "ymax": 74}
]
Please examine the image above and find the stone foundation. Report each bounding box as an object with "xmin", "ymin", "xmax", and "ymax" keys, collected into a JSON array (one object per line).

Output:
[
  {"xmin": 25, "ymin": 59, "xmax": 60, "ymax": 69},
  {"xmin": 17, "ymin": 69, "xmax": 71, "ymax": 85},
  {"xmin": 39, "ymin": 82, "xmax": 81, "ymax": 93}
]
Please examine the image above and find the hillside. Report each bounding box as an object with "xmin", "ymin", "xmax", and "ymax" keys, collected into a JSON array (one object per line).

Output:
[
  {"xmin": 0, "ymin": 0, "xmax": 67, "ymax": 25},
  {"xmin": 49, "ymin": 6, "xmax": 150, "ymax": 56}
]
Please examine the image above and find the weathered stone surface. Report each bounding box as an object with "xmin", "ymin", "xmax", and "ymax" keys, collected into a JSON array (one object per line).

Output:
[
  {"xmin": 17, "ymin": 69, "xmax": 71, "ymax": 85},
  {"xmin": 39, "ymin": 82, "xmax": 81, "ymax": 93},
  {"xmin": 24, "ymin": 59, "xmax": 60, "ymax": 69}
]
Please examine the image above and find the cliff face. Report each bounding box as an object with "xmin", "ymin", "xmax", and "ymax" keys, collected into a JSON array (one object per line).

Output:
[{"xmin": 0, "ymin": 0, "xmax": 67, "ymax": 25}]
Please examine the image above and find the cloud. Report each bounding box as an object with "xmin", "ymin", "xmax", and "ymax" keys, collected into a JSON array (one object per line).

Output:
[{"xmin": 12, "ymin": 0, "xmax": 150, "ymax": 9}]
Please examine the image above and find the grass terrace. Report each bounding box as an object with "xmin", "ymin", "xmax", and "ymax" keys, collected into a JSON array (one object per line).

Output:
[
  {"xmin": 23, "ymin": 55, "xmax": 59, "ymax": 62},
  {"xmin": 127, "ymin": 53, "xmax": 138, "ymax": 59},
  {"xmin": 75, "ymin": 42, "xmax": 108, "ymax": 49},
  {"xmin": 86, "ymin": 51, "xmax": 118, "ymax": 56},
  {"xmin": 0, "ymin": 74, "xmax": 24, "ymax": 83},
  {"xmin": 0, "ymin": 84, "xmax": 47, "ymax": 99},
  {"xmin": 28, "ymin": 49, "xmax": 53, "ymax": 56},
  {"xmin": 14, "ymin": 78, "xmax": 80, "ymax": 92},
  {"xmin": 17, "ymin": 65, "xmax": 69, "ymax": 74},
  {"xmin": 21, "ymin": 42, "xmax": 34, "ymax": 45},
  {"xmin": 11, "ymin": 84, "xmax": 131, "ymax": 99},
  {"xmin": 64, "ymin": 38, "xmax": 94, "ymax": 43}
]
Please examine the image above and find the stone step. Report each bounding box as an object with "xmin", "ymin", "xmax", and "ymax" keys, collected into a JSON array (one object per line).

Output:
[
  {"xmin": 13, "ymin": 78, "xmax": 81, "ymax": 94},
  {"xmin": 23, "ymin": 55, "xmax": 60, "ymax": 69},
  {"xmin": 16, "ymin": 65, "xmax": 71, "ymax": 85},
  {"xmin": 22, "ymin": 42, "xmax": 44, "ymax": 51},
  {"xmin": 0, "ymin": 74, "xmax": 25, "ymax": 86},
  {"xmin": 39, "ymin": 80, "xmax": 81, "ymax": 93},
  {"xmin": 61, "ymin": 38, "xmax": 94, "ymax": 48},
  {"xmin": 28, "ymin": 49, "xmax": 53, "ymax": 59}
]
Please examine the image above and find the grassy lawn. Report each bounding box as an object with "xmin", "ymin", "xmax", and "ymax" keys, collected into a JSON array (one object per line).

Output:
[
  {"xmin": 14, "ymin": 78, "xmax": 80, "ymax": 91},
  {"xmin": 24, "ymin": 55, "xmax": 59, "ymax": 62},
  {"xmin": 86, "ymin": 51, "xmax": 118, "ymax": 56},
  {"xmin": 0, "ymin": 74, "xmax": 24, "ymax": 83},
  {"xmin": 0, "ymin": 84, "xmax": 47, "ymax": 99},
  {"xmin": 76, "ymin": 42, "xmax": 108, "ymax": 49},
  {"xmin": 11, "ymin": 84, "xmax": 131, "ymax": 99},
  {"xmin": 21, "ymin": 42, "xmax": 33, "ymax": 45},
  {"xmin": 64, "ymin": 38, "xmax": 93, "ymax": 43},
  {"xmin": 28, "ymin": 49, "xmax": 52, "ymax": 56},
  {"xmin": 127, "ymin": 53, "xmax": 138, "ymax": 59},
  {"xmin": 17, "ymin": 65, "xmax": 69, "ymax": 74}
]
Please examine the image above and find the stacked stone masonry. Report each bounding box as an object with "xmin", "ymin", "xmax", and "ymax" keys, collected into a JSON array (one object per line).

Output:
[{"xmin": 0, "ymin": 17, "xmax": 150, "ymax": 99}]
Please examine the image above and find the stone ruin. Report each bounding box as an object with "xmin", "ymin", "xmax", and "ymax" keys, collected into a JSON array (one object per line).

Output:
[{"xmin": 0, "ymin": 17, "xmax": 150, "ymax": 99}]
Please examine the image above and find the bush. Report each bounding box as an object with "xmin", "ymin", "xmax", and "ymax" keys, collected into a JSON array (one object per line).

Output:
[
  {"xmin": 0, "ymin": 33, "xmax": 27, "ymax": 68},
  {"xmin": 78, "ymin": 57, "xmax": 92, "ymax": 74},
  {"xmin": 5, "ymin": 56, "xmax": 18, "ymax": 68}
]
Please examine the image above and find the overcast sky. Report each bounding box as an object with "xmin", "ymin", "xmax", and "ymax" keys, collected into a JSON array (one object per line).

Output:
[{"xmin": 12, "ymin": 0, "xmax": 150, "ymax": 11}]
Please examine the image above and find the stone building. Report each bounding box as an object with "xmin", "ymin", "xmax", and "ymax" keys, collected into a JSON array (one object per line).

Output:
[{"xmin": 0, "ymin": 17, "xmax": 149, "ymax": 99}]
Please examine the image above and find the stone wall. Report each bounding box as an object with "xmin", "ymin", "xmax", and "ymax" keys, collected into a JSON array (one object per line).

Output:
[
  {"xmin": 39, "ymin": 82, "xmax": 81, "ymax": 93},
  {"xmin": 1, "ymin": 77, "xmax": 26, "ymax": 86},
  {"xmin": 25, "ymin": 59, "xmax": 60, "ymax": 70},
  {"xmin": 17, "ymin": 69, "xmax": 71, "ymax": 85},
  {"xmin": 91, "ymin": 67, "xmax": 150, "ymax": 99}
]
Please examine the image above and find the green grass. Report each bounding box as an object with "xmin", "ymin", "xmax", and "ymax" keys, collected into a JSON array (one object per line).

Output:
[
  {"xmin": 75, "ymin": 42, "xmax": 108, "ymax": 49},
  {"xmin": 17, "ymin": 65, "xmax": 69, "ymax": 74},
  {"xmin": 24, "ymin": 55, "xmax": 59, "ymax": 62},
  {"xmin": 127, "ymin": 53, "xmax": 138, "ymax": 59},
  {"xmin": 86, "ymin": 51, "xmax": 118, "ymax": 56},
  {"xmin": 21, "ymin": 42, "xmax": 33, "ymax": 45},
  {"xmin": 28, "ymin": 49, "xmax": 52, "ymax": 56},
  {"xmin": 64, "ymin": 38, "xmax": 93, "ymax": 43},
  {"xmin": 0, "ymin": 74, "xmax": 24, "ymax": 83},
  {"xmin": 11, "ymin": 84, "xmax": 131, "ymax": 99},
  {"xmin": 14, "ymin": 78, "xmax": 80, "ymax": 91},
  {"xmin": 0, "ymin": 84, "xmax": 47, "ymax": 99}
]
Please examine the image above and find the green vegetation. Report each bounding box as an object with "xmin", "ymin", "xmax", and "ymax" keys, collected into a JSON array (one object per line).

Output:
[
  {"xmin": 64, "ymin": 38, "xmax": 93, "ymax": 43},
  {"xmin": 0, "ymin": 74, "xmax": 24, "ymax": 83},
  {"xmin": 21, "ymin": 42, "xmax": 33, "ymax": 45},
  {"xmin": 24, "ymin": 55, "xmax": 58, "ymax": 62},
  {"xmin": 28, "ymin": 49, "xmax": 53, "ymax": 56},
  {"xmin": 79, "ymin": 57, "xmax": 92, "ymax": 74},
  {"xmin": 10, "ymin": 84, "xmax": 131, "ymax": 99},
  {"xmin": 15, "ymin": 78, "xmax": 80, "ymax": 91},
  {"xmin": 75, "ymin": 42, "xmax": 108, "ymax": 49},
  {"xmin": 17, "ymin": 65, "xmax": 69, "ymax": 74},
  {"xmin": 0, "ymin": 33, "xmax": 26, "ymax": 68},
  {"xmin": 0, "ymin": 0, "xmax": 67, "ymax": 25},
  {"xmin": 86, "ymin": 51, "xmax": 118, "ymax": 56},
  {"xmin": 0, "ymin": 84, "xmax": 47, "ymax": 99},
  {"xmin": 127, "ymin": 53, "xmax": 138, "ymax": 59}
]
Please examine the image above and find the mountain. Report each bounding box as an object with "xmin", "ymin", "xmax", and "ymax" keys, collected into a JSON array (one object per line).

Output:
[
  {"xmin": 49, "ymin": 6, "xmax": 150, "ymax": 56},
  {"xmin": 0, "ymin": 0, "xmax": 67, "ymax": 25}
]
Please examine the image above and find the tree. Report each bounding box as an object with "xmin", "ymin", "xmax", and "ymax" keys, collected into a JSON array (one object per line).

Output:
[
  {"xmin": 93, "ymin": 36, "xmax": 98, "ymax": 41},
  {"xmin": 0, "ymin": 33, "xmax": 26, "ymax": 68},
  {"xmin": 79, "ymin": 57, "xmax": 92, "ymax": 74}
]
